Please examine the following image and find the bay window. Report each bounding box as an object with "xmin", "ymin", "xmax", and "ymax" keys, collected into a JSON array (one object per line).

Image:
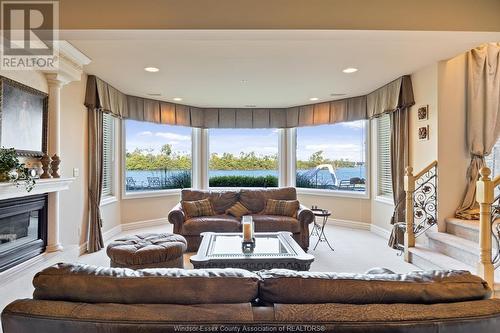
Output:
[
  {"xmin": 124, "ymin": 120, "xmax": 192, "ymax": 193},
  {"xmin": 208, "ymin": 128, "xmax": 279, "ymax": 187},
  {"xmin": 295, "ymin": 121, "xmax": 367, "ymax": 193}
]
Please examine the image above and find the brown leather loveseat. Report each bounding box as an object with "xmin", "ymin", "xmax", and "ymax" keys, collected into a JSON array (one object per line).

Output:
[
  {"xmin": 168, "ymin": 187, "xmax": 314, "ymax": 251},
  {"xmin": 3, "ymin": 263, "xmax": 500, "ymax": 333}
]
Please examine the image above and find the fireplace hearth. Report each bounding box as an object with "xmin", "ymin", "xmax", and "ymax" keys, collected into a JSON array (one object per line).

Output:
[{"xmin": 0, "ymin": 194, "xmax": 47, "ymax": 272}]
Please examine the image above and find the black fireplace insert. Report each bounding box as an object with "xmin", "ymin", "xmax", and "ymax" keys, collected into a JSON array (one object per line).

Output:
[{"xmin": 0, "ymin": 194, "xmax": 47, "ymax": 272}]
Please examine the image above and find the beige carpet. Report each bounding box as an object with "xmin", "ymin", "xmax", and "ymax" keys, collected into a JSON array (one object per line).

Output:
[{"xmin": 0, "ymin": 223, "xmax": 417, "ymax": 322}]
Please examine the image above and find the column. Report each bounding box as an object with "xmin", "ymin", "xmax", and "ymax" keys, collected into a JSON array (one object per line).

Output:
[{"xmin": 44, "ymin": 74, "xmax": 65, "ymax": 252}]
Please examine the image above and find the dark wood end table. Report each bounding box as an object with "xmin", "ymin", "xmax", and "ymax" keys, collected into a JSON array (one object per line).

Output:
[{"xmin": 310, "ymin": 209, "xmax": 334, "ymax": 251}]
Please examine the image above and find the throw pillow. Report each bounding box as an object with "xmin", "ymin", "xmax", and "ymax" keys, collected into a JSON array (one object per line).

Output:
[
  {"xmin": 225, "ymin": 201, "xmax": 251, "ymax": 218},
  {"xmin": 262, "ymin": 199, "xmax": 299, "ymax": 217},
  {"xmin": 181, "ymin": 198, "xmax": 215, "ymax": 218}
]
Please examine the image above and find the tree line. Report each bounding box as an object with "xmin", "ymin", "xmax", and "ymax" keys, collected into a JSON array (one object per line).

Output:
[{"xmin": 126, "ymin": 144, "xmax": 359, "ymax": 171}]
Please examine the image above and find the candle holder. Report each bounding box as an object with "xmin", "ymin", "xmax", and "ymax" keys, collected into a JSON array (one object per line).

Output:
[
  {"xmin": 242, "ymin": 238, "xmax": 256, "ymax": 254},
  {"xmin": 241, "ymin": 215, "xmax": 255, "ymax": 254}
]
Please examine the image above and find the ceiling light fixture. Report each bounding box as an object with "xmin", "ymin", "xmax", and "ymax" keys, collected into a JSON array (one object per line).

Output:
[
  {"xmin": 173, "ymin": 97, "xmax": 183, "ymax": 102},
  {"xmin": 330, "ymin": 93, "xmax": 346, "ymax": 97},
  {"xmin": 309, "ymin": 97, "xmax": 319, "ymax": 101},
  {"xmin": 147, "ymin": 93, "xmax": 162, "ymax": 96},
  {"xmin": 245, "ymin": 105, "xmax": 257, "ymax": 108},
  {"xmin": 342, "ymin": 67, "xmax": 358, "ymax": 74},
  {"xmin": 144, "ymin": 67, "xmax": 159, "ymax": 72}
]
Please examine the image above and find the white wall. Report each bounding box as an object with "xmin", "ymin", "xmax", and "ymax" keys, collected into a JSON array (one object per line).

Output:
[
  {"xmin": 409, "ymin": 64, "xmax": 438, "ymax": 171},
  {"xmin": 436, "ymin": 54, "xmax": 470, "ymax": 230},
  {"xmin": 0, "ymin": 70, "xmax": 47, "ymax": 93},
  {"xmin": 298, "ymin": 194, "xmax": 371, "ymax": 224}
]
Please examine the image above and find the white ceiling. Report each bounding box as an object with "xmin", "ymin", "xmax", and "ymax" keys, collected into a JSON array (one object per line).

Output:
[{"xmin": 64, "ymin": 30, "xmax": 500, "ymax": 108}]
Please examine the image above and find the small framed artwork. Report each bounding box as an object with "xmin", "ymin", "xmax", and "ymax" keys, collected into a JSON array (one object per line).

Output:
[
  {"xmin": 0, "ymin": 76, "xmax": 48, "ymax": 157},
  {"xmin": 417, "ymin": 105, "xmax": 429, "ymax": 121},
  {"xmin": 418, "ymin": 125, "xmax": 429, "ymax": 141}
]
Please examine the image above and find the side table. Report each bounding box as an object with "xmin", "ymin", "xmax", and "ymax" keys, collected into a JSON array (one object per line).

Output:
[{"xmin": 310, "ymin": 209, "xmax": 334, "ymax": 251}]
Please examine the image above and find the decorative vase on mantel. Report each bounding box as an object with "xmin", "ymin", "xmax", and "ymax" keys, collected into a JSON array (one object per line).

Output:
[
  {"xmin": 50, "ymin": 154, "xmax": 61, "ymax": 178},
  {"xmin": 40, "ymin": 154, "xmax": 51, "ymax": 179}
]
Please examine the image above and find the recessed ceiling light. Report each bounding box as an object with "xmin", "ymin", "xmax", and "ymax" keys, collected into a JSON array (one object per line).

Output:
[
  {"xmin": 147, "ymin": 93, "xmax": 162, "ymax": 96},
  {"xmin": 173, "ymin": 97, "xmax": 183, "ymax": 102},
  {"xmin": 342, "ymin": 67, "xmax": 358, "ymax": 74},
  {"xmin": 330, "ymin": 93, "xmax": 346, "ymax": 97},
  {"xmin": 144, "ymin": 67, "xmax": 159, "ymax": 72},
  {"xmin": 309, "ymin": 97, "xmax": 319, "ymax": 101}
]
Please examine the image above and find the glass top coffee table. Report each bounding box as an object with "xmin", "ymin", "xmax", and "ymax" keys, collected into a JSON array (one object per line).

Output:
[{"xmin": 190, "ymin": 232, "xmax": 314, "ymax": 271}]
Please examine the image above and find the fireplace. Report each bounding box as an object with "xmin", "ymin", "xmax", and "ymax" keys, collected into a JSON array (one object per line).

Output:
[{"xmin": 0, "ymin": 194, "xmax": 47, "ymax": 272}]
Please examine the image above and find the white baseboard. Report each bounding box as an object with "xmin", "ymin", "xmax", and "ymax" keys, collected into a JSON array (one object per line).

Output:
[
  {"xmin": 78, "ymin": 224, "xmax": 123, "ymax": 254},
  {"xmin": 121, "ymin": 218, "xmax": 169, "ymax": 231},
  {"xmin": 328, "ymin": 218, "xmax": 371, "ymax": 230},
  {"xmin": 370, "ymin": 224, "xmax": 392, "ymax": 239}
]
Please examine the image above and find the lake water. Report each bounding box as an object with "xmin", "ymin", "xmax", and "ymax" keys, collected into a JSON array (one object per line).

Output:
[{"xmin": 126, "ymin": 166, "xmax": 366, "ymax": 187}]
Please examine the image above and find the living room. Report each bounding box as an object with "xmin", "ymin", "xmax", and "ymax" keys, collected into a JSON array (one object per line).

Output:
[{"xmin": 1, "ymin": 1, "xmax": 500, "ymax": 332}]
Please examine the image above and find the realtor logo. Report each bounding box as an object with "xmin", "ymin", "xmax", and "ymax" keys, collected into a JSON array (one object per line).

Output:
[{"xmin": 1, "ymin": 0, "xmax": 59, "ymax": 70}]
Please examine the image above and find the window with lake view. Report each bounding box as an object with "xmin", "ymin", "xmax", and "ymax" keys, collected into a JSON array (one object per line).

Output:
[
  {"xmin": 125, "ymin": 120, "xmax": 192, "ymax": 192},
  {"xmin": 208, "ymin": 128, "xmax": 279, "ymax": 187},
  {"xmin": 295, "ymin": 121, "xmax": 367, "ymax": 193}
]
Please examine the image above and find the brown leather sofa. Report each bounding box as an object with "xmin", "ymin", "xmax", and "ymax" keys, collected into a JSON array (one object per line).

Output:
[
  {"xmin": 2, "ymin": 263, "xmax": 500, "ymax": 333},
  {"xmin": 168, "ymin": 187, "xmax": 314, "ymax": 251}
]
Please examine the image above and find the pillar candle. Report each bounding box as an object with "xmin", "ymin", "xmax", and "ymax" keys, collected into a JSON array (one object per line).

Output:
[{"xmin": 243, "ymin": 222, "xmax": 252, "ymax": 242}]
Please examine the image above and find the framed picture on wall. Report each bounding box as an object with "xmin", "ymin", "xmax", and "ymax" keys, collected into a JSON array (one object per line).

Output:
[
  {"xmin": 417, "ymin": 105, "xmax": 429, "ymax": 121},
  {"xmin": 0, "ymin": 76, "xmax": 48, "ymax": 157},
  {"xmin": 418, "ymin": 125, "xmax": 429, "ymax": 141}
]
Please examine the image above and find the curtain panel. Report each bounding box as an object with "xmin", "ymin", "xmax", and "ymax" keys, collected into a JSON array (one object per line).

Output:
[
  {"xmin": 87, "ymin": 107, "xmax": 105, "ymax": 253},
  {"xmin": 456, "ymin": 43, "xmax": 500, "ymax": 219},
  {"xmin": 85, "ymin": 75, "xmax": 413, "ymax": 128}
]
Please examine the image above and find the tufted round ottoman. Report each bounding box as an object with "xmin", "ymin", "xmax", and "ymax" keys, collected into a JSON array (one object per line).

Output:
[{"xmin": 106, "ymin": 233, "xmax": 187, "ymax": 269}]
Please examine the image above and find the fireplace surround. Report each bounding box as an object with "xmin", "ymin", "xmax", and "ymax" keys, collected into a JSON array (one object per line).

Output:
[{"xmin": 0, "ymin": 194, "xmax": 47, "ymax": 272}]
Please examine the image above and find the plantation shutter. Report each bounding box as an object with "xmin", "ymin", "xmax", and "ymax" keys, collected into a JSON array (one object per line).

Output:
[
  {"xmin": 377, "ymin": 114, "xmax": 392, "ymax": 196},
  {"xmin": 102, "ymin": 113, "xmax": 114, "ymax": 197}
]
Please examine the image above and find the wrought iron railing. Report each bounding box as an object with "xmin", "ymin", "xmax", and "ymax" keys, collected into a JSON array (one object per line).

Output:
[
  {"xmin": 412, "ymin": 164, "xmax": 438, "ymax": 237},
  {"xmin": 403, "ymin": 160, "xmax": 438, "ymax": 261}
]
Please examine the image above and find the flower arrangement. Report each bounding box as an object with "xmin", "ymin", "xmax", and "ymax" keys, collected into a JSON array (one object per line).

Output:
[{"xmin": 0, "ymin": 147, "xmax": 36, "ymax": 192}]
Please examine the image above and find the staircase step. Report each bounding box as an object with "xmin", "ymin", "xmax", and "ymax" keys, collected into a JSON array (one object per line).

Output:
[
  {"xmin": 446, "ymin": 217, "xmax": 499, "ymax": 248},
  {"xmin": 426, "ymin": 231, "xmax": 479, "ymax": 266},
  {"xmin": 409, "ymin": 245, "xmax": 500, "ymax": 297},
  {"xmin": 409, "ymin": 245, "xmax": 474, "ymax": 271},
  {"xmin": 446, "ymin": 217, "xmax": 479, "ymax": 242}
]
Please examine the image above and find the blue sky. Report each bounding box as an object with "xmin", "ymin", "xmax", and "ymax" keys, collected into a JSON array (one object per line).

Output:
[{"xmin": 125, "ymin": 120, "xmax": 366, "ymax": 162}]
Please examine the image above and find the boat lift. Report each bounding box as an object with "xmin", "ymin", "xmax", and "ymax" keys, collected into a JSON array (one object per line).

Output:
[{"xmin": 300, "ymin": 164, "xmax": 338, "ymax": 188}]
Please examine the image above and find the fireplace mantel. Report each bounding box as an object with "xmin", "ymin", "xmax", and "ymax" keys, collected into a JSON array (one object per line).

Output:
[{"xmin": 0, "ymin": 178, "xmax": 74, "ymax": 201}]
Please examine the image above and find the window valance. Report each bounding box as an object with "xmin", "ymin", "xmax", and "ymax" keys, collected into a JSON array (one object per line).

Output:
[
  {"xmin": 84, "ymin": 74, "xmax": 414, "ymax": 128},
  {"xmin": 366, "ymin": 75, "xmax": 415, "ymax": 118}
]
